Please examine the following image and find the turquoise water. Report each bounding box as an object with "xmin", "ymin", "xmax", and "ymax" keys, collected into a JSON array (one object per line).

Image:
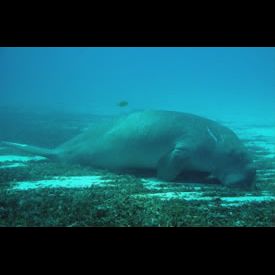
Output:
[
  {"xmin": 0, "ymin": 47, "xmax": 274, "ymax": 226},
  {"xmin": 1, "ymin": 47, "xmax": 274, "ymax": 123}
]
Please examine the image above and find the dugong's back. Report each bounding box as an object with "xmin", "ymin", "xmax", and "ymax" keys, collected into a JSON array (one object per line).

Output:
[
  {"xmin": 103, "ymin": 110, "xmax": 239, "ymax": 148},
  {"xmin": 58, "ymin": 110, "xmax": 196, "ymax": 166},
  {"xmin": 62, "ymin": 110, "xmax": 243, "ymax": 170}
]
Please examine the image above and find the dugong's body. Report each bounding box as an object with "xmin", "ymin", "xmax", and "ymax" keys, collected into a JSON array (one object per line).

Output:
[{"xmin": 3, "ymin": 110, "xmax": 256, "ymax": 188}]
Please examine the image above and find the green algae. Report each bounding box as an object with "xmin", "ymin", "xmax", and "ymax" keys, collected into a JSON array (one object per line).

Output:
[{"xmin": 0, "ymin": 158, "xmax": 274, "ymax": 227}]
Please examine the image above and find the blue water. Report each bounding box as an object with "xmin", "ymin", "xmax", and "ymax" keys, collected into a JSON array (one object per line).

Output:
[{"xmin": 1, "ymin": 47, "xmax": 274, "ymax": 123}]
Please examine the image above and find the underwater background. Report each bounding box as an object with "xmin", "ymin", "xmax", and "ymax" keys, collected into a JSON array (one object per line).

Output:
[{"xmin": 0, "ymin": 47, "xmax": 274, "ymax": 226}]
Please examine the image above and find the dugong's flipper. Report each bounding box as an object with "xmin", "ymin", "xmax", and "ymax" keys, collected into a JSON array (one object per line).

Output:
[
  {"xmin": 1, "ymin": 141, "xmax": 58, "ymax": 160},
  {"xmin": 157, "ymin": 146, "xmax": 191, "ymax": 181}
]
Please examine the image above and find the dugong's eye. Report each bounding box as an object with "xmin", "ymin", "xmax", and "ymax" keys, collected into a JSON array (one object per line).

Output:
[
  {"xmin": 228, "ymin": 149, "xmax": 245, "ymax": 161},
  {"xmin": 238, "ymin": 152, "xmax": 248, "ymax": 161},
  {"xmin": 231, "ymin": 150, "xmax": 246, "ymax": 161},
  {"xmin": 228, "ymin": 149, "xmax": 237, "ymax": 156}
]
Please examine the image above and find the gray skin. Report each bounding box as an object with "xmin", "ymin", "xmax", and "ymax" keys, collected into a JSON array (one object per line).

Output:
[{"xmin": 2, "ymin": 110, "xmax": 256, "ymax": 188}]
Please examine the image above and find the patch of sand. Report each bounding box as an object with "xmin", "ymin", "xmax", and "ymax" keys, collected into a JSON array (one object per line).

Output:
[
  {"xmin": 11, "ymin": 176, "xmax": 114, "ymax": 190},
  {"xmin": 0, "ymin": 155, "xmax": 46, "ymax": 162},
  {"xmin": 134, "ymin": 191, "xmax": 275, "ymax": 207},
  {"xmin": 0, "ymin": 163, "xmax": 27, "ymax": 169}
]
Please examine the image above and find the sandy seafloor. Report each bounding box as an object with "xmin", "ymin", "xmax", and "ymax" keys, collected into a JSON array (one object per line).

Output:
[{"xmin": 0, "ymin": 112, "xmax": 274, "ymax": 227}]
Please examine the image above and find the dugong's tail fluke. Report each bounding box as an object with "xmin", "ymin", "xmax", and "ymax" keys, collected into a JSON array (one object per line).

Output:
[{"xmin": 1, "ymin": 141, "xmax": 58, "ymax": 160}]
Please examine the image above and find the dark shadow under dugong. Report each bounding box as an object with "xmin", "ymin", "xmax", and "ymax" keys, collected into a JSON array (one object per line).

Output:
[{"xmin": 2, "ymin": 110, "xmax": 256, "ymax": 188}]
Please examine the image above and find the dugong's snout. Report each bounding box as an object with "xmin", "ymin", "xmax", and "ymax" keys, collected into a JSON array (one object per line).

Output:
[{"xmin": 222, "ymin": 164, "xmax": 256, "ymax": 189}]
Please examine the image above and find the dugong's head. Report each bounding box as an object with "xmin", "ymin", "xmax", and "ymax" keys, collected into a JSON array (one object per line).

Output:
[{"xmin": 214, "ymin": 147, "xmax": 256, "ymax": 189}]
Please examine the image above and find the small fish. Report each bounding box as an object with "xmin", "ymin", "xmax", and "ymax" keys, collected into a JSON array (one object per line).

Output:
[{"xmin": 117, "ymin": 100, "xmax": 129, "ymax": 107}]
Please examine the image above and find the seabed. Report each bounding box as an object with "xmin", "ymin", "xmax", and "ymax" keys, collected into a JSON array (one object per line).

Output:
[{"xmin": 0, "ymin": 121, "xmax": 274, "ymax": 226}]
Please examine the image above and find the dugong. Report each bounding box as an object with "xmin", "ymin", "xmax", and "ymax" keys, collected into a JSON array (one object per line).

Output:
[{"xmin": 2, "ymin": 110, "xmax": 256, "ymax": 188}]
